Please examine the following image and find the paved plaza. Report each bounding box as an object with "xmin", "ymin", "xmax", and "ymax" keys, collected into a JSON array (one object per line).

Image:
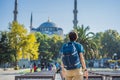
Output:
[
  {"xmin": 0, "ymin": 68, "xmax": 120, "ymax": 80},
  {"xmin": 0, "ymin": 68, "xmax": 23, "ymax": 80},
  {"xmin": 0, "ymin": 68, "xmax": 62, "ymax": 80}
]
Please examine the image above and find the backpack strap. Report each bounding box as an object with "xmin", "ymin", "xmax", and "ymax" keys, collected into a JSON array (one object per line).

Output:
[
  {"xmin": 70, "ymin": 42, "xmax": 80, "ymax": 57},
  {"xmin": 68, "ymin": 42, "xmax": 77, "ymax": 50}
]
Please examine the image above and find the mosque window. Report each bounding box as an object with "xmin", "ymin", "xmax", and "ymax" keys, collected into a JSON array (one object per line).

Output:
[
  {"xmin": 46, "ymin": 28, "xmax": 48, "ymax": 31},
  {"xmin": 45, "ymin": 28, "xmax": 46, "ymax": 31},
  {"xmin": 49, "ymin": 28, "xmax": 52, "ymax": 31},
  {"xmin": 48, "ymin": 28, "xmax": 50, "ymax": 31},
  {"xmin": 42, "ymin": 28, "xmax": 44, "ymax": 31}
]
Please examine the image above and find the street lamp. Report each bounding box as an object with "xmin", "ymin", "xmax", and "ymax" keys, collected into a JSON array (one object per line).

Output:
[{"xmin": 113, "ymin": 53, "xmax": 118, "ymax": 69}]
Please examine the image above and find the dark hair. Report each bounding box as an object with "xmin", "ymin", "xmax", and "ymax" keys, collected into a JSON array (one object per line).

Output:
[{"xmin": 69, "ymin": 31, "xmax": 78, "ymax": 41}]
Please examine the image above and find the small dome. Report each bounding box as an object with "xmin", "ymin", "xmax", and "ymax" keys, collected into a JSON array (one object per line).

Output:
[{"xmin": 58, "ymin": 28, "xmax": 63, "ymax": 30}]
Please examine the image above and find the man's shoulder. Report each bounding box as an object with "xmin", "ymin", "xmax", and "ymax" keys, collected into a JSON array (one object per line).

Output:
[
  {"xmin": 73, "ymin": 42, "xmax": 82, "ymax": 46},
  {"xmin": 62, "ymin": 42, "xmax": 71, "ymax": 46},
  {"xmin": 62, "ymin": 41, "xmax": 82, "ymax": 47},
  {"xmin": 62, "ymin": 43, "xmax": 67, "ymax": 47}
]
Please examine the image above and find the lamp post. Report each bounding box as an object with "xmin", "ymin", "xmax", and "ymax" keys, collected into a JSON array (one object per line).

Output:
[
  {"xmin": 113, "ymin": 53, "xmax": 118, "ymax": 70},
  {"xmin": 113, "ymin": 53, "xmax": 117, "ymax": 60}
]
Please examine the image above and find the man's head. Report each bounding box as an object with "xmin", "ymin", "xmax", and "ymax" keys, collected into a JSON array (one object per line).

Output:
[{"xmin": 69, "ymin": 31, "xmax": 78, "ymax": 41}]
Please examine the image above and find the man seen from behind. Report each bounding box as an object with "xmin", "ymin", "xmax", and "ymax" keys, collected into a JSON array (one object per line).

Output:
[{"xmin": 60, "ymin": 31, "xmax": 88, "ymax": 80}]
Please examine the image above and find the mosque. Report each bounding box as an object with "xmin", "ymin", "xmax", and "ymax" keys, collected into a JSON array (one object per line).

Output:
[
  {"xmin": 13, "ymin": 0, "xmax": 78, "ymax": 68},
  {"xmin": 13, "ymin": 0, "xmax": 78, "ymax": 37},
  {"xmin": 30, "ymin": 16, "xmax": 63, "ymax": 37}
]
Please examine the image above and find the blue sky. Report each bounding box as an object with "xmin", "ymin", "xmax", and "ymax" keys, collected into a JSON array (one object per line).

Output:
[{"xmin": 0, "ymin": 0, "xmax": 120, "ymax": 34}]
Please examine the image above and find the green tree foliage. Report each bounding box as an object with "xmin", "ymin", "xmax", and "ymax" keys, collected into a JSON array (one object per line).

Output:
[
  {"xmin": 50, "ymin": 35, "xmax": 63, "ymax": 60},
  {"xmin": 100, "ymin": 29, "xmax": 120, "ymax": 58},
  {"xmin": 64, "ymin": 34, "xmax": 69, "ymax": 43},
  {"xmin": 35, "ymin": 32, "xmax": 50, "ymax": 61},
  {"xmin": 0, "ymin": 31, "xmax": 15, "ymax": 64},
  {"xmin": 74, "ymin": 25, "xmax": 98, "ymax": 59},
  {"xmin": 93, "ymin": 32, "xmax": 104, "ymax": 59},
  {"xmin": 35, "ymin": 32, "xmax": 63, "ymax": 63}
]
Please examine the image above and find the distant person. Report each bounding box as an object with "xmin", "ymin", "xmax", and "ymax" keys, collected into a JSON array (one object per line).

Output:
[
  {"xmin": 55, "ymin": 62, "xmax": 61, "ymax": 73},
  {"xmin": 60, "ymin": 31, "xmax": 88, "ymax": 80},
  {"xmin": 41, "ymin": 63, "xmax": 45, "ymax": 70},
  {"xmin": 23, "ymin": 64, "xmax": 25, "ymax": 68},
  {"xmin": 47, "ymin": 63, "xmax": 52, "ymax": 71},
  {"xmin": 52, "ymin": 64, "xmax": 57, "ymax": 72},
  {"xmin": 30, "ymin": 63, "xmax": 33, "ymax": 73},
  {"xmin": 33, "ymin": 63, "xmax": 37, "ymax": 72}
]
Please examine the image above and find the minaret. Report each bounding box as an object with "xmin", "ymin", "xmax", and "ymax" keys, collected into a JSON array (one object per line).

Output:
[
  {"xmin": 73, "ymin": 0, "xmax": 78, "ymax": 28},
  {"xmin": 13, "ymin": 0, "xmax": 18, "ymax": 22},
  {"xmin": 30, "ymin": 13, "xmax": 33, "ymax": 32},
  {"xmin": 48, "ymin": 17, "xmax": 50, "ymax": 22}
]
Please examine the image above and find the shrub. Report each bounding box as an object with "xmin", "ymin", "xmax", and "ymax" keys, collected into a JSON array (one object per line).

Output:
[
  {"xmin": 107, "ymin": 60, "xmax": 116, "ymax": 63},
  {"xmin": 14, "ymin": 65, "xmax": 19, "ymax": 70}
]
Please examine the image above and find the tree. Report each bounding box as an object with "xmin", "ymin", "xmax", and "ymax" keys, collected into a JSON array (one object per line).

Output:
[
  {"xmin": 8, "ymin": 22, "xmax": 39, "ymax": 66},
  {"xmin": 18, "ymin": 33, "xmax": 39, "ymax": 60},
  {"xmin": 100, "ymin": 29, "xmax": 120, "ymax": 58},
  {"xmin": 35, "ymin": 32, "xmax": 51, "ymax": 64},
  {"xmin": 93, "ymin": 32, "xmax": 104, "ymax": 58},
  {"xmin": 49, "ymin": 35, "xmax": 63, "ymax": 60},
  {"xmin": 9, "ymin": 22, "xmax": 27, "ymax": 65},
  {"xmin": 74, "ymin": 25, "xmax": 98, "ymax": 59},
  {"xmin": 0, "ymin": 31, "xmax": 14, "ymax": 65},
  {"xmin": 35, "ymin": 32, "xmax": 63, "ymax": 63}
]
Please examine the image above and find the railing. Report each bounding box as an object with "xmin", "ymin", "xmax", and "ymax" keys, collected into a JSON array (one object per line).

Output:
[
  {"xmin": 84, "ymin": 75, "xmax": 103, "ymax": 80},
  {"xmin": 112, "ymin": 76, "xmax": 120, "ymax": 80},
  {"xmin": 15, "ymin": 70, "xmax": 56, "ymax": 80},
  {"xmin": 60, "ymin": 71, "xmax": 120, "ymax": 80},
  {"xmin": 89, "ymin": 71, "xmax": 120, "ymax": 80},
  {"xmin": 15, "ymin": 70, "xmax": 120, "ymax": 80}
]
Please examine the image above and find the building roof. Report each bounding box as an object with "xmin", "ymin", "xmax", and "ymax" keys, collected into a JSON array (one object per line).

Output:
[{"xmin": 38, "ymin": 20, "xmax": 58, "ymax": 29}]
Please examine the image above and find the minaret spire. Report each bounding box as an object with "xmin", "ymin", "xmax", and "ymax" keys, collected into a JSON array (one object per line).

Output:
[
  {"xmin": 73, "ymin": 0, "xmax": 78, "ymax": 28},
  {"xmin": 48, "ymin": 17, "xmax": 50, "ymax": 22},
  {"xmin": 30, "ymin": 13, "xmax": 33, "ymax": 32},
  {"xmin": 13, "ymin": 0, "xmax": 18, "ymax": 22}
]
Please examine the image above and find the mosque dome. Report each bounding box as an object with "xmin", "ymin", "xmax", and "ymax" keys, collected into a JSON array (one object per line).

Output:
[
  {"xmin": 38, "ymin": 19, "xmax": 58, "ymax": 29},
  {"xmin": 31, "ymin": 18, "xmax": 63, "ymax": 36}
]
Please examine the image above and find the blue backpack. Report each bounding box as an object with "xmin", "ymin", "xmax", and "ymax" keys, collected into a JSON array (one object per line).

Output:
[{"xmin": 62, "ymin": 42, "xmax": 81, "ymax": 70}]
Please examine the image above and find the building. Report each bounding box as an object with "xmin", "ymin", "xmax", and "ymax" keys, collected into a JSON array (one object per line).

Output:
[
  {"xmin": 30, "ymin": 0, "xmax": 78, "ymax": 36},
  {"xmin": 13, "ymin": 0, "xmax": 78, "ymax": 37},
  {"xmin": 30, "ymin": 18, "xmax": 63, "ymax": 37},
  {"xmin": 12, "ymin": 0, "xmax": 78, "ymax": 68}
]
